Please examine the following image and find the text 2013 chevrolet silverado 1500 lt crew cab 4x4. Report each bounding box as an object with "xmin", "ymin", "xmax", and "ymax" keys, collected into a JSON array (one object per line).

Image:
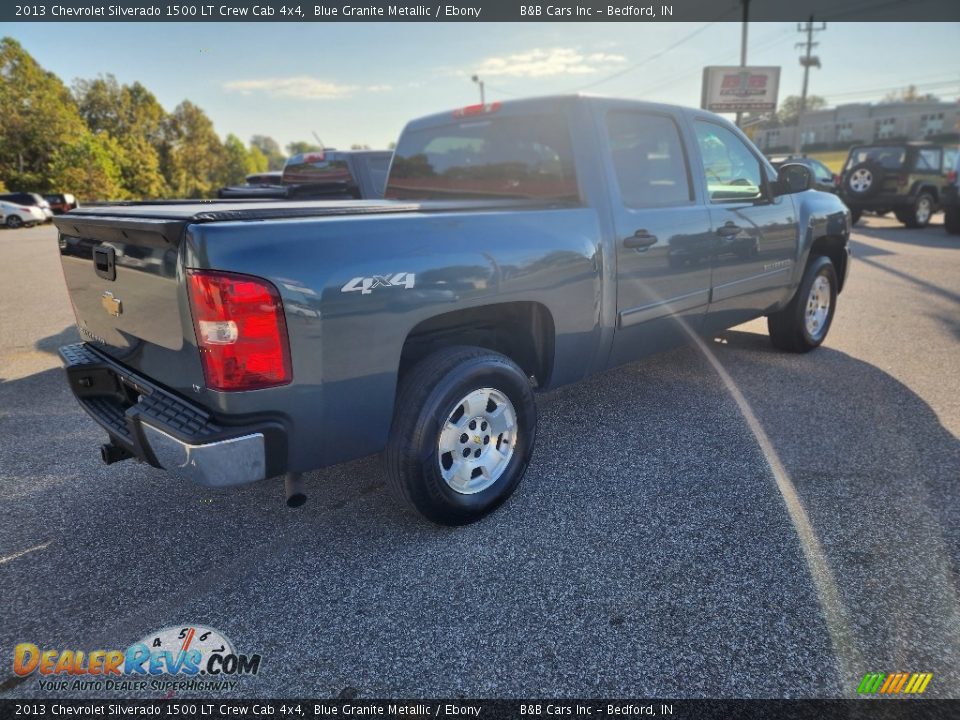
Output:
[{"xmin": 54, "ymin": 96, "xmax": 850, "ymax": 525}]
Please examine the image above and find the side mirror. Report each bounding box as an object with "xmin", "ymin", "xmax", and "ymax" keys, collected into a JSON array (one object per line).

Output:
[{"xmin": 775, "ymin": 163, "xmax": 814, "ymax": 195}]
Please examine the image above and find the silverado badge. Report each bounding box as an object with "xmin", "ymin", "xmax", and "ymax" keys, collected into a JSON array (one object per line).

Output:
[{"xmin": 101, "ymin": 291, "xmax": 122, "ymax": 317}]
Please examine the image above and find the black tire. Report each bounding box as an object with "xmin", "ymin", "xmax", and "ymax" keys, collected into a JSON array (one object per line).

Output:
[
  {"xmin": 6, "ymin": 215, "xmax": 22, "ymax": 229},
  {"xmin": 945, "ymin": 208, "xmax": 960, "ymax": 235},
  {"xmin": 901, "ymin": 192, "xmax": 934, "ymax": 229},
  {"xmin": 385, "ymin": 346, "xmax": 537, "ymax": 525},
  {"xmin": 843, "ymin": 162, "xmax": 882, "ymax": 200},
  {"xmin": 849, "ymin": 208, "xmax": 862, "ymax": 225},
  {"xmin": 767, "ymin": 255, "xmax": 838, "ymax": 353}
]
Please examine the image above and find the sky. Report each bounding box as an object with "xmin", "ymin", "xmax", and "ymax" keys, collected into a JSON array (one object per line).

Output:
[{"xmin": 8, "ymin": 21, "xmax": 960, "ymax": 151}]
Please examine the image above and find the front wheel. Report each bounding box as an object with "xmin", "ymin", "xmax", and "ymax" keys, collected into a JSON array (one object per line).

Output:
[
  {"xmin": 767, "ymin": 256, "xmax": 838, "ymax": 353},
  {"xmin": 385, "ymin": 346, "xmax": 537, "ymax": 525},
  {"xmin": 6, "ymin": 215, "xmax": 23, "ymax": 229}
]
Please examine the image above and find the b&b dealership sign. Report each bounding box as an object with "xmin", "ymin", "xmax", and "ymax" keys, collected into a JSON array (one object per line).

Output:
[{"xmin": 701, "ymin": 66, "xmax": 781, "ymax": 113}]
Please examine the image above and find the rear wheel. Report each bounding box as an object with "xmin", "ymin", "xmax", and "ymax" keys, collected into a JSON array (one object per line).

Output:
[
  {"xmin": 768, "ymin": 256, "xmax": 838, "ymax": 353},
  {"xmin": 898, "ymin": 193, "xmax": 934, "ymax": 229},
  {"xmin": 6, "ymin": 215, "xmax": 22, "ymax": 229},
  {"xmin": 385, "ymin": 346, "xmax": 537, "ymax": 525}
]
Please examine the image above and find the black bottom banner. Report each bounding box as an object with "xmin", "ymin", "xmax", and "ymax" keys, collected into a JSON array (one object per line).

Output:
[{"xmin": 1, "ymin": 700, "xmax": 958, "ymax": 720}]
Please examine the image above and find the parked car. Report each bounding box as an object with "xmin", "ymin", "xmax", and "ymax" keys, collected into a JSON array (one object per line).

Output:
[
  {"xmin": 54, "ymin": 95, "xmax": 849, "ymax": 525},
  {"xmin": 0, "ymin": 192, "xmax": 53, "ymax": 222},
  {"xmin": 43, "ymin": 193, "xmax": 79, "ymax": 214},
  {"xmin": 216, "ymin": 150, "xmax": 392, "ymax": 200},
  {"xmin": 768, "ymin": 154, "xmax": 839, "ymax": 194},
  {"xmin": 941, "ymin": 147, "xmax": 960, "ymax": 235},
  {"xmin": 0, "ymin": 199, "xmax": 47, "ymax": 228},
  {"xmin": 839, "ymin": 142, "xmax": 958, "ymax": 228}
]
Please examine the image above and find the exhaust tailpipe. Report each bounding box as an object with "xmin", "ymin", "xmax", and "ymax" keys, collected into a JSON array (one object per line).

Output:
[
  {"xmin": 284, "ymin": 472, "xmax": 307, "ymax": 508},
  {"xmin": 100, "ymin": 442, "xmax": 133, "ymax": 465}
]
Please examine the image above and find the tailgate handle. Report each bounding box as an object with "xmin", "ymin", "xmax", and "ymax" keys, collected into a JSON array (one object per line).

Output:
[{"xmin": 93, "ymin": 245, "xmax": 116, "ymax": 281}]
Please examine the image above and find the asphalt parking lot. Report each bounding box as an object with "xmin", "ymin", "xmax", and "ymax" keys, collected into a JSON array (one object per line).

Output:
[{"xmin": 1, "ymin": 217, "xmax": 958, "ymax": 700}]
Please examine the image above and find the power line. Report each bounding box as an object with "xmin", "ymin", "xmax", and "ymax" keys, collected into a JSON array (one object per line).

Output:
[{"xmin": 567, "ymin": 9, "xmax": 738, "ymax": 94}]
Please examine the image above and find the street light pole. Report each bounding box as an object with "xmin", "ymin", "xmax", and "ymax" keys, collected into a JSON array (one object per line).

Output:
[{"xmin": 471, "ymin": 74, "xmax": 485, "ymax": 105}]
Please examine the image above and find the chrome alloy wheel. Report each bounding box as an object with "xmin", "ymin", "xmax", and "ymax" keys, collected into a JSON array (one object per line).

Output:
[
  {"xmin": 915, "ymin": 196, "xmax": 932, "ymax": 225},
  {"xmin": 437, "ymin": 387, "xmax": 517, "ymax": 495},
  {"xmin": 805, "ymin": 275, "xmax": 832, "ymax": 339},
  {"xmin": 849, "ymin": 168, "xmax": 873, "ymax": 193}
]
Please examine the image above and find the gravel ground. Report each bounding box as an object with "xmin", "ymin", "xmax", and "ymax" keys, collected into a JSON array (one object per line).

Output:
[{"xmin": 0, "ymin": 216, "xmax": 957, "ymax": 699}]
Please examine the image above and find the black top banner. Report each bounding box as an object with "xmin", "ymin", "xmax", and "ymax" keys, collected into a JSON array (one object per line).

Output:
[{"xmin": 4, "ymin": 0, "xmax": 960, "ymax": 22}]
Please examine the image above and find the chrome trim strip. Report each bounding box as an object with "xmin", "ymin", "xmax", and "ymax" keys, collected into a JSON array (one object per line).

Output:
[
  {"xmin": 142, "ymin": 425, "xmax": 266, "ymax": 487},
  {"xmin": 619, "ymin": 288, "xmax": 710, "ymax": 328},
  {"xmin": 711, "ymin": 266, "xmax": 791, "ymax": 303}
]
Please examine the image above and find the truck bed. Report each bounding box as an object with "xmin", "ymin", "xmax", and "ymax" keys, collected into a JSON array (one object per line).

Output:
[{"xmin": 57, "ymin": 198, "xmax": 560, "ymax": 244}]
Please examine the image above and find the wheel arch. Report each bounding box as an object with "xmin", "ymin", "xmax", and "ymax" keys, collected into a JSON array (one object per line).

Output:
[
  {"xmin": 807, "ymin": 234, "xmax": 849, "ymax": 294},
  {"xmin": 398, "ymin": 301, "xmax": 556, "ymax": 389}
]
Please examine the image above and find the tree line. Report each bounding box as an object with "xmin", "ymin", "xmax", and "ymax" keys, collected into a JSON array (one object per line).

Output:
[{"xmin": 0, "ymin": 37, "xmax": 327, "ymax": 201}]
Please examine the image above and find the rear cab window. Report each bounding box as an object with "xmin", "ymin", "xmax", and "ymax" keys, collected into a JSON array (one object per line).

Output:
[
  {"xmin": 385, "ymin": 111, "xmax": 579, "ymax": 202},
  {"xmin": 605, "ymin": 111, "xmax": 692, "ymax": 208}
]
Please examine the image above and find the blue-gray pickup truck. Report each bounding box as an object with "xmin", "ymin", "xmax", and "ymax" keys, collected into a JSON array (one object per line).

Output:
[{"xmin": 54, "ymin": 95, "xmax": 851, "ymax": 525}]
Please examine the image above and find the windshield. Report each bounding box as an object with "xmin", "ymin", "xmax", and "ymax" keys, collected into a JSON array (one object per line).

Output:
[
  {"xmin": 386, "ymin": 112, "xmax": 579, "ymax": 201},
  {"xmin": 846, "ymin": 146, "xmax": 906, "ymax": 171}
]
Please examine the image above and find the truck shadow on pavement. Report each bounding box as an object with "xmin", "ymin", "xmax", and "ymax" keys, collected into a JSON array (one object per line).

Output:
[{"xmin": 0, "ymin": 328, "xmax": 957, "ymax": 697}]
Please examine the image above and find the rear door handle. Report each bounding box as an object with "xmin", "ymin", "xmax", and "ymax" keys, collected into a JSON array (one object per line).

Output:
[
  {"xmin": 624, "ymin": 231, "xmax": 658, "ymax": 249},
  {"xmin": 716, "ymin": 222, "xmax": 742, "ymax": 237}
]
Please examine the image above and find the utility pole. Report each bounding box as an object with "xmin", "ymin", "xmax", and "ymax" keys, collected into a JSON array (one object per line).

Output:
[
  {"xmin": 471, "ymin": 74, "xmax": 485, "ymax": 105},
  {"xmin": 735, "ymin": 0, "xmax": 750, "ymax": 128},
  {"xmin": 794, "ymin": 16, "xmax": 826, "ymax": 153}
]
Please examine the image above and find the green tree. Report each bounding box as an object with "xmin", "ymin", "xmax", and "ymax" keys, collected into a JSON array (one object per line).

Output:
[
  {"xmin": 162, "ymin": 101, "xmax": 224, "ymax": 198},
  {"xmin": 882, "ymin": 85, "xmax": 940, "ymax": 103},
  {"xmin": 777, "ymin": 95, "xmax": 827, "ymax": 126},
  {"xmin": 248, "ymin": 145, "xmax": 269, "ymax": 174},
  {"xmin": 0, "ymin": 37, "xmax": 88, "ymax": 191},
  {"xmin": 74, "ymin": 74, "xmax": 169, "ymax": 199},
  {"xmin": 49, "ymin": 133, "xmax": 124, "ymax": 201},
  {"xmin": 219, "ymin": 133, "xmax": 266, "ymax": 186},
  {"xmin": 286, "ymin": 141, "xmax": 323, "ymax": 156},
  {"xmin": 250, "ymin": 135, "xmax": 286, "ymax": 170}
]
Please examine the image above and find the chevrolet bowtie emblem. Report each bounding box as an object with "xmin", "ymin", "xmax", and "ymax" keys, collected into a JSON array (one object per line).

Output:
[{"xmin": 101, "ymin": 291, "xmax": 122, "ymax": 317}]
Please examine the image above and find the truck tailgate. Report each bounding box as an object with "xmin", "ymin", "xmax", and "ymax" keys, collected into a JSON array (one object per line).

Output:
[{"xmin": 55, "ymin": 213, "xmax": 203, "ymax": 394}]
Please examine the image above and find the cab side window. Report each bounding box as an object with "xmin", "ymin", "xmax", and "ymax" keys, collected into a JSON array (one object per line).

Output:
[
  {"xmin": 606, "ymin": 111, "xmax": 692, "ymax": 208},
  {"xmin": 694, "ymin": 121, "xmax": 764, "ymax": 202}
]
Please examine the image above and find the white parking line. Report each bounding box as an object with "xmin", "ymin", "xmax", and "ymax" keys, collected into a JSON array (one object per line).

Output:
[{"xmin": 0, "ymin": 539, "xmax": 53, "ymax": 566}]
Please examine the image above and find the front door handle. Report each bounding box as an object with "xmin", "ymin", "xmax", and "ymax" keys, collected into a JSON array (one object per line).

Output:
[
  {"xmin": 716, "ymin": 222, "xmax": 742, "ymax": 237},
  {"xmin": 624, "ymin": 231, "xmax": 658, "ymax": 250}
]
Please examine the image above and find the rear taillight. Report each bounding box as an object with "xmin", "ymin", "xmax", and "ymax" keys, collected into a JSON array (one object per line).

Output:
[
  {"xmin": 19, "ymin": 207, "xmax": 32, "ymax": 212},
  {"xmin": 833, "ymin": 174, "xmax": 840, "ymax": 187},
  {"xmin": 948, "ymin": 170, "xmax": 958, "ymax": 183},
  {"xmin": 186, "ymin": 270, "xmax": 292, "ymax": 392}
]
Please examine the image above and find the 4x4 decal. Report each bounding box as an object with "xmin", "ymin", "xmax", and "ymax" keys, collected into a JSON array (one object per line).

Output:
[{"xmin": 341, "ymin": 273, "xmax": 416, "ymax": 295}]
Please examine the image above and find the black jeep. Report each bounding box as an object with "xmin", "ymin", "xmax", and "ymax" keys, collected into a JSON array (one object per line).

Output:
[{"xmin": 840, "ymin": 142, "xmax": 957, "ymax": 228}]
